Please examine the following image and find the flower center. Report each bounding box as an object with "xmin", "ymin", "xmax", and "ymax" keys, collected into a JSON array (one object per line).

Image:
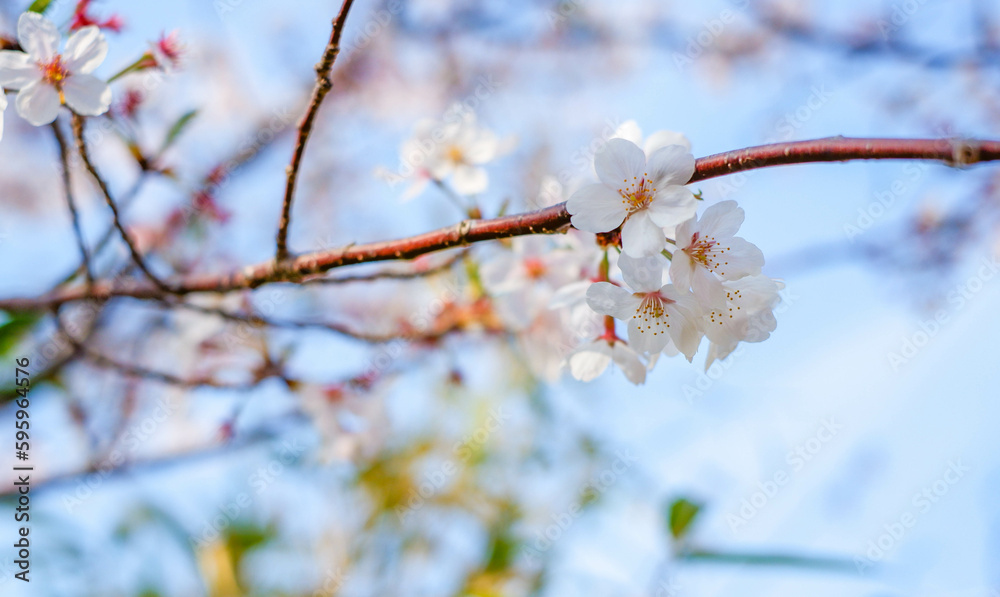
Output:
[
  {"xmin": 618, "ymin": 173, "xmax": 656, "ymax": 214},
  {"xmin": 683, "ymin": 232, "xmax": 729, "ymax": 275},
  {"xmin": 446, "ymin": 145, "xmax": 465, "ymax": 163},
  {"xmin": 39, "ymin": 55, "xmax": 70, "ymax": 88},
  {"xmin": 523, "ymin": 257, "xmax": 547, "ymax": 279},
  {"xmin": 633, "ymin": 292, "xmax": 674, "ymax": 335}
]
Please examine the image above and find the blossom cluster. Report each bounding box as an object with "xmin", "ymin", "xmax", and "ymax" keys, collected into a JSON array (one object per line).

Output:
[
  {"xmin": 0, "ymin": 10, "xmax": 181, "ymax": 141},
  {"xmin": 389, "ymin": 116, "xmax": 784, "ymax": 385}
]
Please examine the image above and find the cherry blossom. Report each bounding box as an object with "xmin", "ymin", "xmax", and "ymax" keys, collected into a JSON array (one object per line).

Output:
[
  {"xmin": 566, "ymin": 338, "xmax": 647, "ymax": 384},
  {"xmin": 702, "ymin": 274, "xmax": 783, "ymax": 369},
  {"xmin": 0, "ymin": 13, "xmax": 111, "ymax": 126},
  {"xmin": 567, "ymin": 138, "xmax": 697, "ymax": 257},
  {"xmin": 389, "ymin": 107, "xmax": 505, "ymax": 199},
  {"xmin": 669, "ymin": 200, "xmax": 764, "ymax": 308},
  {"xmin": 481, "ymin": 236, "xmax": 592, "ymax": 325},
  {"xmin": 586, "ymin": 254, "xmax": 703, "ymax": 360},
  {"xmin": 612, "ymin": 119, "xmax": 691, "ymax": 154}
]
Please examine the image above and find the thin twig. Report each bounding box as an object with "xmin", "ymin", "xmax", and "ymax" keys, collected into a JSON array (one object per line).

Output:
[
  {"xmin": 5, "ymin": 136, "xmax": 1000, "ymax": 310},
  {"xmin": 51, "ymin": 119, "xmax": 94, "ymax": 286},
  {"xmin": 71, "ymin": 114, "xmax": 174, "ymax": 293},
  {"xmin": 275, "ymin": 0, "xmax": 357, "ymax": 261},
  {"xmin": 50, "ymin": 306, "xmax": 258, "ymax": 390}
]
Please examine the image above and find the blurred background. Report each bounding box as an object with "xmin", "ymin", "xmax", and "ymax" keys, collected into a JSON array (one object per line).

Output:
[{"xmin": 1, "ymin": 0, "xmax": 1000, "ymax": 595}]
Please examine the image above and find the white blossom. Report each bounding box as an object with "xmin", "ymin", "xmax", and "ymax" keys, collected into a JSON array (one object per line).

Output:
[
  {"xmin": 567, "ymin": 138, "xmax": 697, "ymax": 257},
  {"xmin": 612, "ymin": 119, "xmax": 692, "ymax": 155},
  {"xmin": 670, "ymin": 200, "xmax": 764, "ymax": 308},
  {"xmin": 702, "ymin": 275, "xmax": 783, "ymax": 369},
  {"xmin": 391, "ymin": 107, "xmax": 505, "ymax": 199},
  {"xmin": 566, "ymin": 339, "xmax": 647, "ymax": 384},
  {"xmin": 0, "ymin": 13, "xmax": 111, "ymax": 126},
  {"xmin": 586, "ymin": 253, "xmax": 703, "ymax": 360}
]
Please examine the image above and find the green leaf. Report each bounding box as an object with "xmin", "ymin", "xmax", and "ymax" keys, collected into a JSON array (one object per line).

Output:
[
  {"xmin": 667, "ymin": 497, "xmax": 702, "ymax": 540},
  {"xmin": 0, "ymin": 310, "xmax": 41, "ymax": 358},
  {"xmin": 159, "ymin": 109, "xmax": 198, "ymax": 153},
  {"xmin": 27, "ymin": 0, "xmax": 56, "ymax": 14}
]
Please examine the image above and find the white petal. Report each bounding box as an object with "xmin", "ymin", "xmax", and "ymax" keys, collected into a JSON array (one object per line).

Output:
[
  {"xmin": 62, "ymin": 74, "xmax": 112, "ymax": 116},
  {"xmin": 464, "ymin": 131, "xmax": 499, "ymax": 164},
  {"xmin": 698, "ymin": 200, "xmax": 745, "ymax": 238},
  {"xmin": 691, "ymin": 267, "xmax": 727, "ymax": 309},
  {"xmin": 450, "ymin": 164, "xmax": 488, "ymax": 195},
  {"xmin": 647, "ymin": 187, "xmax": 697, "ymax": 229},
  {"xmin": 586, "ymin": 282, "xmax": 639, "ymax": 320},
  {"xmin": 617, "ymin": 253, "xmax": 665, "ymax": 293},
  {"xmin": 659, "ymin": 286, "xmax": 704, "ymax": 361},
  {"xmin": 16, "ymin": 81, "xmax": 60, "ymax": 126},
  {"xmin": 549, "ymin": 280, "xmax": 590, "ymax": 309},
  {"xmin": 668, "ymin": 252, "xmax": 695, "ymax": 292},
  {"xmin": 567, "ymin": 342, "xmax": 612, "ymax": 382},
  {"xmin": 715, "ymin": 237, "xmax": 764, "ymax": 280},
  {"xmin": 63, "ymin": 26, "xmax": 108, "ymax": 74},
  {"xmin": 611, "ymin": 342, "xmax": 647, "ymax": 384},
  {"xmin": 0, "ymin": 93, "xmax": 5, "ymax": 142},
  {"xmin": 595, "ymin": 138, "xmax": 645, "ymax": 188},
  {"xmin": 644, "ymin": 130, "xmax": 691, "ymax": 154},
  {"xmin": 567, "ymin": 183, "xmax": 627, "ymax": 233},
  {"xmin": 620, "ymin": 212, "xmax": 666, "ymax": 257},
  {"xmin": 611, "ymin": 120, "xmax": 643, "ymax": 146},
  {"xmin": 704, "ymin": 341, "xmax": 736, "ymax": 371},
  {"xmin": 18, "ymin": 12, "xmax": 59, "ymax": 62},
  {"xmin": 0, "ymin": 51, "xmax": 39, "ymax": 89},
  {"xmin": 627, "ymin": 316, "xmax": 672, "ymax": 354},
  {"xmin": 646, "ymin": 144, "xmax": 695, "ymax": 187}
]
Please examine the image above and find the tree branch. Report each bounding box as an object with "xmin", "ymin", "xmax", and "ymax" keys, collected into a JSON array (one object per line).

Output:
[
  {"xmin": 51, "ymin": 120, "xmax": 94, "ymax": 286},
  {"xmin": 274, "ymin": 0, "xmax": 356, "ymax": 262},
  {"xmin": 4, "ymin": 136, "xmax": 999, "ymax": 311},
  {"xmin": 72, "ymin": 114, "xmax": 174, "ymax": 293}
]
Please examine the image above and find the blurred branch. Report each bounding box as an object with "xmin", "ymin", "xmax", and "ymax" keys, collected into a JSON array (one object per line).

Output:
[
  {"xmin": 275, "ymin": 0, "xmax": 356, "ymax": 261},
  {"xmin": 50, "ymin": 306, "xmax": 269, "ymax": 390},
  {"xmin": 749, "ymin": 4, "xmax": 1000, "ymax": 70},
  {"xmin": 72, "ymin": 114, "xmax": 174, "ymax": 293},
  {"xmin": 4, "ymin": 136, "xmax": 1000, "ymax": 310},
  {"xmin": 51, "ymin": 119, "xmax": 94, "ymax": 286}
]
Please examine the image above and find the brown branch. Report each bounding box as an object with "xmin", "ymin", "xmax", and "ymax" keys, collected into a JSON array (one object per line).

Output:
[
  {"xmin": 4, "ymin": 136, "xmax": 1000, "ymax": 311},
  {"xmin": 71, "ymin": 114, "xmax": 174, "ymax": 293},
  {"xmin": 301, "ymin": 248, "xmax": 468, "ymax": 284},
  {"xmin": 51, "ymin": 119, "xmax": 94, "ymax": 286},
  {"xmin": 275, "ymin": 0, "xmax": 356, "ymax": 262},
  {"xmin": 50, "ymin": 306, "xmax": 262, "ymax": 390}
]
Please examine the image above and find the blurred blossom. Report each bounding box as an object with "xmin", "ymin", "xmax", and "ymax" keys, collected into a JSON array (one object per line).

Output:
[{"xmin": 0, "ymin": 13, "xmax": 112, "ymax": 126}]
